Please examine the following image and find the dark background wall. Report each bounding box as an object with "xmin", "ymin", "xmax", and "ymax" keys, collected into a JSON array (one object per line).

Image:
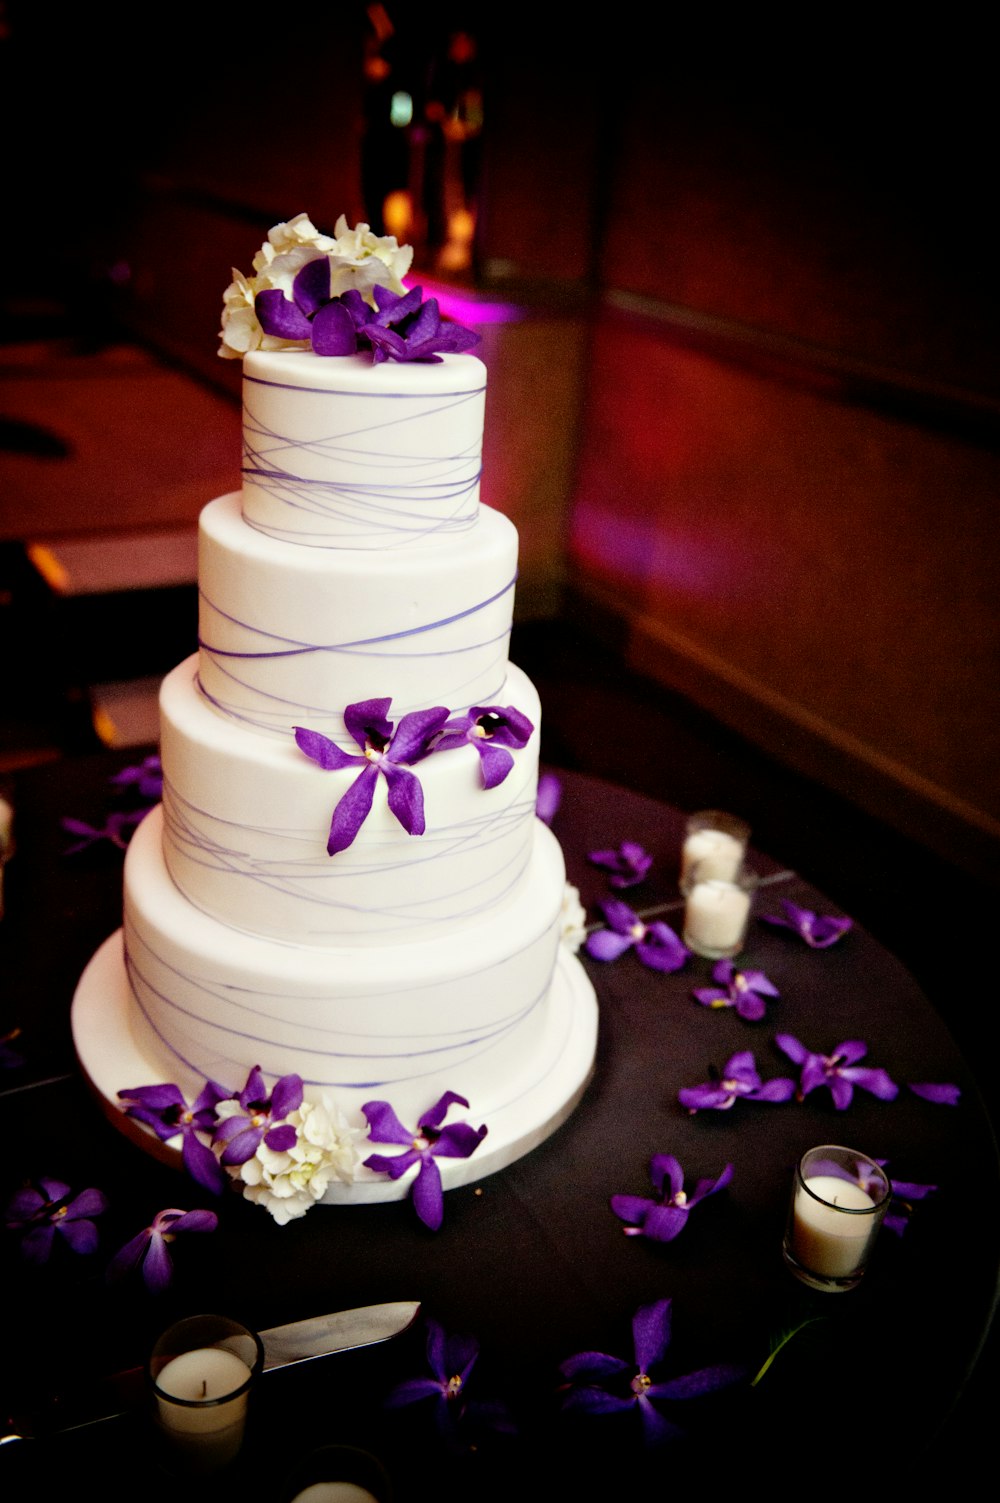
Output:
[{"xmin": 2, "ymin": 3, "xmax": 997, "ymax": 876}]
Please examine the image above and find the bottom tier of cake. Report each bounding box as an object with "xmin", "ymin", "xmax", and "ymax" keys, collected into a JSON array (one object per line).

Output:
[{"xmin": 71, "ymin": 813, "xmax": 598, "ymax": 1204}]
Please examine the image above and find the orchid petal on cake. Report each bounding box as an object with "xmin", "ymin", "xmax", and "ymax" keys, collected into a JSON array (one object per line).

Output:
[
  {"xmin": 212, "ymin": 1065, "xmax": 305, "ymax": 1164},
  {"xmin": 362, "ymin": 1091, "xmax": 487, "ymax": 1230},
  {"xmin": 433, "ymin": 703, "xmax": 534, "ymax": 788},
  {"xmin": 295, "ymin": 700, "xmax": 450, "ymax": 855},
  {"xmin": 119, "ymin": 1080, "xmax": 229, "ymax": 1194}
]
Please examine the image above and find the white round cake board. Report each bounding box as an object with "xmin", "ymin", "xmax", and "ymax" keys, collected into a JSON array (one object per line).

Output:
[{"xmin": 71, "ymin": 930, "xmax": 598, "ymax": 1206}]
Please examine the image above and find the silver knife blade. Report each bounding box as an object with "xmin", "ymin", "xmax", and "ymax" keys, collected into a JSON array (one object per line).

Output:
[
  {"xmin": 3, "ymin": 1300, "xmax": 421, "ymax": 1441},
  {"xmin": 261, "ymin": 1299, "xmax": 421, "ymax": 1371}
]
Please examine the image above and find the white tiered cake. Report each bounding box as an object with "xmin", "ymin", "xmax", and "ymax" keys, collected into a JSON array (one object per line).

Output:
[{"xmin": 71, "ymin": 219, "xmax": 597, "ymax": 1208}]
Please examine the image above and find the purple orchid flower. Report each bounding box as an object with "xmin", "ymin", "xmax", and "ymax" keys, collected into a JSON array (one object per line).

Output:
[
  {"xmin": 611, "ymin": 1155, "xmax": 734, "ymax": 1243},
  {"xmin": 535, "ymin": 772, "xmax": 562, "ymax": 825},
  {"xmin": 109, "ymin": 754, "xmax": 163, "ymax": 802},
  {"xmin": 692, "ymin": 958, "xmax": 779, "ymax": 1021},
  {"xmin": 295, "ymin": 699, "xmax": 449, "ymax": 855},
  {"xmin": 588, "ymin": 841, "xmax": 653, "ymax": 889},
  {"xmin": 61, "ymin": 809, "xmax": 146, "ymax": 854},
  {"xmin": 5, "ymin": 1177, "xmax": 108, "ymax": 1264},
  {"xmin": 585, "ymin": 899, "xmax": 689, "ymax": 973},
  {"xmin": 211, "ymin": 1065, "xmax": 303, "ymax": 1166},
  {"xmin": 560, "ymin": 1298, "xmax": 745, "ymax": 1447},
  {"xmin": 255, "ymin": 255, "xmax": 359, "ymax": 354},
  {"xmin": 908, "ymin": 1081, "xmax": 961, "ymax": 1105},
  {"xmin": 385, "ymin": 1316, "xmax": 515, "ymax": 1449},
  {"xmin": 348, "ymin": 285, "xmax": 480, "ymax": 364},
  {"xmin": 760, "ymin": 899, "xmax": 852, "ymax": 948},
  {"xmin": 118, "ymin": 1080, "xmax": 229, "ymax": 1194},
  {"xmin": 106, "ymin": 1207, "xmax": 218, "ymax": 1293},
  {"xmin": 774, "ymin": 1034, "xmax": 898, "ymax": 1110},
  {"xmin": 678, "ymin": 1050, "xmax": 796, "ymax": 1113},
  {"xmin": 362, "ymin": 1091, "xmax": 487, "ymax": 1230},
  {"xmin": 432, "ymin": 704, "xmax": 534, "ymax": 789}
]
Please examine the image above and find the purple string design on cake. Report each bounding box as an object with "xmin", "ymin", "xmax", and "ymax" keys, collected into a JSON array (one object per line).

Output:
[
  {"xmin": 196, "ymin": 574, "xmax": 514, "ymax": 737},
  {"xmin": 122, "ymin": 921, "xmax": 555, "ymax": 1098},
  {"xmin": 241, "ymin": 374, "xmax": 485, "ymax": 548},
  {"xmin": 160, "ymin": 774, "xmax": 536, "ymax": 940}
]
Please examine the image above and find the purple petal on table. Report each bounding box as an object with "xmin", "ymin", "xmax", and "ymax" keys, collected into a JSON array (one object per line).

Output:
[
  {"xmin": 689, "ymin": 1162, "xmax": 735, "ymax": 1204},
  {"xmin": 264, "ymin": 1123, "xmax": 298, "ymax": 1153},
  {"xmin": 633, "ymin": 1299, "xmax": 672, "ymax": 1373},
  {"xmin": 692, "ymin": 987, "xmax": 730, "ymax": 1008},
  {"xmin": 891, "ymin": 1177, "xmax": 938, "ymax": 1200},
  {"xmin": 844, "ymin": 1066, "xmax": 899, "ymax": 1101},
  {"xmin": 64, "ymin": 1187, "xmax": 109, "ymax": 1219},
  {"xmin": 609, "ymin": 1194, "xmax": 657, "ymax": 1228},
  {"xmin": 255, "ymin": 287, "xmax": 313, "ymax": 340},
  {"xmin": 809, "ymin": 914, "xmax": 854, "ymax": 946},
  {"xmin": 57, "ymin": 1218, "xmax": 100, "ymax": 1256},
  {"xmin": 141, "ymin": 1234, "xmax": 174, "ymax": 1293},
  {"xmin": 833, "ymin": 1040, "xmax": 869, "ymax": 1065},
  {"xmin": 635, "ymin": 1203, "xmax": 689, "ymax": 1242},
  {"xmin": 601, "ymin": 898, "xmax": 641, "ymax": 935},
  {"xmin": 294, "ymin": 725, "xmax": 361, "ymax": 771},
  {"xmin": 411, "ymin": 1158, "xmax": 445, "ymax": 1230},
  {"xmin": 678, "ymin": 1083, "xmax": 733, "ymax": 1111},
  {"xmin": 563, "ymin": 1387, "xmax": 636, "ymax": 1418},
  {"xmin": 908, "ymin": 1081, "xmax": 961, "ymax": 1105},
  {"xmin": 652, "ymin": 1363, "xmax": 747, "ymax": 1401},
  {"xmin": 361, "ymin": 1100, "xmax": 414, "ymax": 1145},
  {"xmin": 105, "ymin": 1230, "xmax": 149, "ymax": 1283},
  {"xmin": 327, "ymin": 764, "xmax": 379, "ymax": 855},
  {"xmin": 167, "ymin": 1209, "xmax": 219, "ymax": 1235},
  {"xmin": 828, "ymin": 1075, "xmax": 855, "ymax": 1111},
  {"xmin": 382, "ymin": 762, "xmax": 426, "ymax": 837},
  {"xmin": 585, "ymin": 929, "xmax": 635, "ymax": 962},
  {"xmin": 649, "ymin": 1154, "xmax": 684, "ymax": 1199},
  {"xmin": 384, "ymin": 1376, "xmax": 445, "ymax": 1407},
  {"xmin": 311, "ymin": 298, "xmax": 359, "ymax": 355},
  {"xmin": 753, "ymin": 1077, "xmax": 797, "ymax": 1103},
  {"xmin": 637, "ymin": 923, "xmax": 689, "ymax": 972},
  {"xmin": 560, "ymin": 1351, "xmax": 631, "ymax": 1383},
  {"xmin": 774, "ymin": 1032, "xmax": 808, "ymax": 1064}
]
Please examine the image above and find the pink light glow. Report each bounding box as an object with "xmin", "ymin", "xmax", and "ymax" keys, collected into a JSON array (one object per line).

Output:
[{"xmin": 403, "ymin": 277, "xmax": 524, "ymax": 326}]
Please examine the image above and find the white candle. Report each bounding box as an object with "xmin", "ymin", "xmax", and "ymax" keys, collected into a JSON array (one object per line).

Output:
[
  {"xmin": 154, "ymin": 1346, "xmax": 253, "ymax": 1467},
  {"xmin": 681, "ymin": 827, "xmax": 744, "ymax": 885},
  {"xmin": 792, "ymin": 1175, "xmax": 876, "ymax": 1279},
  {"xmin": 292, "ymin": 1486, "xmax": 379, "ymax": 1503},
  {"xmin": 684, "ymin": 877, "xmax": 750, "ymax": 956}
]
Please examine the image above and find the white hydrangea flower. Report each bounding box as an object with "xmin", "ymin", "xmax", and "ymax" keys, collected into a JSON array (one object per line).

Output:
[
  {"xmin": 560, "ymin": 883, "xmax": 588, "ymax": 953},
  {"xmin": 233, "ymin": 1098, "xmax": 367, "ymax": 1224},
  {"xmin": 252, "ymin": 212, "xmax": 336, "ymax": 274},
  {"xmin": 330, "ymin": 213, "xmax": 413, "ymax": 295}
]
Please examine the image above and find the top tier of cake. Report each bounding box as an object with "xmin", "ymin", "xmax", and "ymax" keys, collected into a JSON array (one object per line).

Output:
[{"xmin": 240, "ymin": 349, "xmax": 487, "ymax": 548}]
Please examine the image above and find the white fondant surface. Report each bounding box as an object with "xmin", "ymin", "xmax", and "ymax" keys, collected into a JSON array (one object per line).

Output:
[
  {"xmin": 160, "ymin": 657, "xmax": 540, "ymax": 945},
  {"xmin": 198, "ymin": 493, "xmax": 517, "ymax": 737},
  {"xmin": 240, "ymin": 350, "xmax": 486, "ymax": 546}
]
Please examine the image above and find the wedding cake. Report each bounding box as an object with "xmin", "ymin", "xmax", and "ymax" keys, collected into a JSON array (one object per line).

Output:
[{"xmin": 71, "ymin": 215, "xmax": 597, "ymax": 1210}]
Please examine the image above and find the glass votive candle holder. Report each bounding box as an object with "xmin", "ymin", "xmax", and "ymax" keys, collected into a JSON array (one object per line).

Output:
[
  {"xmin": 683, "ymin": 862, "xmax": 757, "ymax": 958},
  {"xmin": 680, "ymin": 810, "xmax": 750, "ymax": 891},
  {"xmin": 148, "ymin": 1313, "xmax": 264, "ymax": 1473},
  {"xmin": 282, "ymin": 1444, "xmax": 394, "ymax": 1503},
  {"xmin": 783, "ymin": 1146, "xmax": 891, "ymax": 1293}
]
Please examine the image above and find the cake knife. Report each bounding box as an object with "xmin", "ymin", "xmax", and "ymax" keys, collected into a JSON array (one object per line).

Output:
[{"xmin": 2, "ymin": 1299, "xmax": 421, "ymax": 1442}]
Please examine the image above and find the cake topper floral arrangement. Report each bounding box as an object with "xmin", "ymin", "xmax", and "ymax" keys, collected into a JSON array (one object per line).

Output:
[{"xmin": 219, "ymin": 212, "xmax": 479, "ymax": 363}]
